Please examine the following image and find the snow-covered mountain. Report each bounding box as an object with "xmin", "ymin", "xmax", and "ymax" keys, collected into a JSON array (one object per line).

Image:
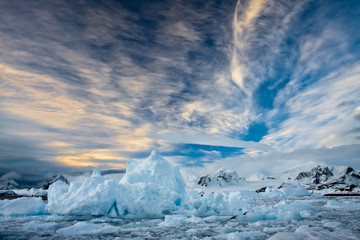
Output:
[
  {"xmin": 42, "ymin": 174, "xmax": 69, "ymax": 189},
  {"xmin": 197, "ymin": 169, "xmax": 245, "ymax": 187},
  {"xmin": 294, "ymin": 165, "xmax": 360, "ymax": 192},
  {"xmin": 0, "ymin": 179, "xmax": 19, "ymax": 190}
]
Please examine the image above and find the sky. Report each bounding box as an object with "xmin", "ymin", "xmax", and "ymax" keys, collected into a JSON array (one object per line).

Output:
[{"xmin": 0, "ymin": 0, "xmax": 359, "ymax": 186}]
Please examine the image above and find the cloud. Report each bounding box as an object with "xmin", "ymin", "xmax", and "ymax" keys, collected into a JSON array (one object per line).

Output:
[
  {"xmin": 263, "ymin": 64, "xmax": 360, "ymax": 151},
  {"xmin": 0, "ymin": 0, "xmax": 359, "ymax": 182},
  {"xmin": 0, "ymin": 172, "xmax": 22, "ymax": 181},
  {"xmin": 155, "ymin": 132, "xmax": 272, "ymax": 151},
  {"xmin": 191, "ymin": 144, "xmax": 360, "ymax": 179},
  {"xmin": 0, "ymin": 0, "xmax": 244, "ymax": 173}
]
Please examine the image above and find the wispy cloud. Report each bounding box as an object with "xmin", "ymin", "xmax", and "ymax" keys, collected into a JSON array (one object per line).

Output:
[
  {"xmin": 263, "ymin": 64, "xmax": 360, "ymax": 151},
  {"xmin": 155, "ymin": 132, "xmax": 271, "ymax": 151},
  {"xmin": 0, "ymin": 0, "xmax": 359, "ymax": 182}
]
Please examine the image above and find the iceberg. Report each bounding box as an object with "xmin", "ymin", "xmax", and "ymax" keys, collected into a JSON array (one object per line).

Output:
[
  {"xmin": 46, "ymin": 150, "xmax": 250, "ymax": 218},
  {"xmin": 120, "ymin": 150, "xmax": 185, "ymax": 194},
  {"xmin": 0, "ymin": 197, "xmax": 46, "ymax": 216},
  {"xmin": 47, "ymin": 175, "xmax": 121, "ymax": 216}
]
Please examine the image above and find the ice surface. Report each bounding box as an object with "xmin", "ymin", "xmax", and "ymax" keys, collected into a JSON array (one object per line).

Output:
[
  {"xmin": 28, "ymin": 188, "xmax": 47, "ymax": 197},
  {"xmin": 57, "ymin": 221, "xmax": 120, "ymax": 235},
  {"xmin": 159, "ymin": 215, "xmax": 187, "ymax": 227},
  {"xmin": 120, "ymin": 150, "xmax": 185, "ymax": 194},
  {"xmin": 46, "ymin": 151, "xmax": 254, "ymax": 217},
  {"xmin": 91, "ymin": 168, "xmax": 101, "ymax": 177},
  {"xmin": 47, "ymin": 175, "xmax": 120, "ymax": 216},
  {"xmin": 23, "ymin": 220, "xmax": 59, "ymax": 232},
  {"xmin": 268, "ymin": 225, "xmax": 359, "ymax": 240},
  {"xmin": 0, "ymin": 197, "xmax": 45, "ymax": 215},
  {"xmin": 0, "ymin": 196, "xmax": 360, "ymax": 239},
  {"xmin": 323, "ymin": 221, "xmax": 344, "ymax": 228},
  {"xmin": 325, "ymin": 199, "xmax": 360, "ymax": 210}
]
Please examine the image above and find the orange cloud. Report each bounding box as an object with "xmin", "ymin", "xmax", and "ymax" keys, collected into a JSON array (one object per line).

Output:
[{"xmin": 55, "ymin": 149, "xmax": 127, "ymax": 168}]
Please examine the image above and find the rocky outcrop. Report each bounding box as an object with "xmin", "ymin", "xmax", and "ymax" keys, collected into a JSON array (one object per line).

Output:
[
  {"xmin": 0, "ymin": 190, "xmax": 16, "ymax": 197},
  {"xmin": 42, "ymin": 174, "xmax": 69, "ymax": 189},
  {"xmin": 262, "ymin": 176, "xmax": 276, "ymax": 181},
  {"xmin": 255, "ymin": 187, "xmax": 267, "ymax": 193}
]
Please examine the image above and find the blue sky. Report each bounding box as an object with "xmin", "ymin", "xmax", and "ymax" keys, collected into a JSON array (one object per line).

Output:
[{"xmin": 0, "ymin": 0, "xmax": 359, "ymax": 186}]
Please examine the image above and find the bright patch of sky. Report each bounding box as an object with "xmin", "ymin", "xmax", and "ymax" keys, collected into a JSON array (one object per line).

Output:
[{"xmin": 0, "ymin": 0, "xmax": 359, "ymax": 186}]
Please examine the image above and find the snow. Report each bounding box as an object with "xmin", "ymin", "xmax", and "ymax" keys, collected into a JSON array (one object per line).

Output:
[
  {"xmin": 13, "ymin": 189, "xmax": 32, "ymax": 196},
  {"xmin": 0, "ymin": 197, "xmax": 46, "ymax": 215}
]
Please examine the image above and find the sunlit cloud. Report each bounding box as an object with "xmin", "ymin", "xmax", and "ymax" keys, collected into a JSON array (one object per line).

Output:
[
  {"xmin": 45, "ymin": 141, "xmax": 72, "ymax": 148},
  {"xmin": 55, "ymin": 149, "xmax": 127, "ymax": 168},
  {"xmin": 0, "ymin": 0, "xmax": 359, "ymax": 183}
]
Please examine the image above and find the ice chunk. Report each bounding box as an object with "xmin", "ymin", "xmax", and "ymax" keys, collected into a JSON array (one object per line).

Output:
[
  {"xmin": 186, "ymin": 215, "xmax": 203, "ymax": 223},
  {"xmin": 281, "ymin": 183, "xmax": 310, "ymax": 197},
  {"xmin": 115, "ymin": 182, "xmax": 182, "ymax": 217},
  {"xmin": 47, "ymin": 180, "xmax": 69, "ymax": 204},
  {"xmin": 120, "ymin": 150, "xmax": 185, "ymax": 194},
  {"xmin": 0, "ymin": 197, "xmax": 46, "ymax": 215},
  {"xmin": 226, "ymin": 232, "xmax": 244, "ymax": 240},
  {"xmin": 263, "ymin": 227, "xmax": 287, "ymax": 233},
  {"xmin": 325, "ymin": 200, "xmax": 360, "ymax": 210},
  {"xmin": 57, "ymin": 222, "xmax": 119, "ymax": 235},
  {"xmin": 269, "ymin": 225, "xmax": 359, "ymax": 240},
  {"xmin": 23, "ymin": 221, "xmax": 59, "ymax": 232},
  {"xmin": 260, "ymin": 183, "xmax": 310, "ymax": 198},
  {"xmin": 323, "ymin": 221, "xmax": 344, "ymax": 228},
  {"xmin": 260, "ymin": 187, "xmax": 285, "ymax": 198},
  {"xmin": 227, "ymin": 191, "xmax": 252, "ymax": 213},
  {"xmin": 159, "ymin": 215, "xmax": 187, "ymax": 227},
  {"xmin": 275, "ymin": 201, "xmax": 317, "ymax": 221},
  {"xmin": 91, "ymin": 169, "xmax": 101, "ymax": 177},
  {"xmin": 28, "ymin": 188, "xmax": 47, "ymax": 197},
  {"xmin": 47, "ymin": 176, "xmax": 121, "ymax": 216}
]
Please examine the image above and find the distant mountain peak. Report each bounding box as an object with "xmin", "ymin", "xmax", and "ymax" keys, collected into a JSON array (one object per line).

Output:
[
  {"xmin": 0, "ymin": 179, "xmax": 20, "ymax": 190},
  {"xmin": 295, "ymin": 165, "xmax": 360, "ymax": 191},
  {"xmin": 198, "ymin": 169, "xmax": 244, "ymax": 187},
  {"xmin": 43, "ymin": 174, "xmax": 69, "ymax": 190}
]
